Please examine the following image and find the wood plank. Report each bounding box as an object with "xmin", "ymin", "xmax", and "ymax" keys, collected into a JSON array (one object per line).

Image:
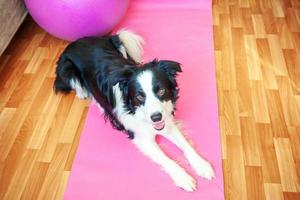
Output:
[
  {"xmin": 276, "ymin": 18, "xmax": 295, "ymax": 49},
  {"xmin": 270, "ymin": 0, "xmax": 285, "ymax": 17},
  {"xmin": 244, "ymin": 35, "xmax": 263, "ymax": 80},
  {"xmin": 24, "ymin": 47, "xmax": 49, "ymax": 74},
  {"xmin": 241, "ymin": 8, "xmax": 255, "ymax": 34},
  {"xmin": 224, "ymin": 135, "xmax": 247, "ymax": 200},
  {"xmin": 0, "ymin": 108, "xmax": 16, "ymax": 138},
  {"xmin": 220, "ymin": 14, "xmax": 236, "ymax": 90},
  {"xmin": 266, "ymin": 90, "xmax": 289, "ymax": 138},
  {"xmin": 245, "ymin": 166, "xmax": 265, "ymax": 200},
  {"xmin": 0, "ymin": 60, "xmax": 28, "ymax": 108},
  {"xmin": 283, "ymin": 49, "xmax": 300, "ymax": 95},
  {"xmin": 37, "ymin": 94, "xmax": 75, "ymax": 162},
  {"xmin": 27, "ymin": 89, "xmax": 62, "ymax": 149},
  {"xmin": 250, "ymin": 81, "xmax": 270, "ymax": 123},
  {"xmin": 276, "ymin": 76, "xmax": 300, "ymax": 126},
  {"xmin": 64, "ymin": 107, "xmax": 88, "ymax": 171},
  {"xmin": 240, "ymin": 117, "xmax": 262, "ymax": 166},
  {"xmin": 286, "ymin": 8, "xmax": 300, "ymax": 32},
  {"xmin": 221, "ymin": 90, "xmax": 241, "ymax": 135},
  {"xmin": 21, "ymin": 162, "xmax": 49, "ymax": 199},
  {"xmin": 232, "ymin": 28, "xmax": 253, "ymax": 116},
  {"xmin": 274, "ymin": 138, "xmax": 300, "ymax": 192},
  {"xmin": 256, "ymin": 39, "xmax": 278, "ymax": 90},
  {"xmin": 252, "ymin": 14, "xmax": 267, "ymax": 38},
  {"xmin": 3, "ymin": 150, "xmax": 37, "ymax": 200},
  {"xmin": 59, "ymin": 98, "xmax": 88, "ymax": 143},
  {"xmin": 257, "ymin": 124, "xmax": 281, "ymax": 183},
  {"xmin": 283, "ymin": 192, "xmax": 300, "ymax": 200},
  {"xmin": 20, "ymin": 33, "xmax": 45, "ymax": 61},
  {"xmin": 264, "ymin": 183, "xmax": 284, "ymax": 200},
  {"xmin": 287, "ymin": 127, "xmax": 300, "ymax": 180},
  {"xmin": 54, "ymin": 171, "xmax": 70, "ymax": 200},
  {"xmin": 267, "ymin": 35, "xmax": 288, "ymax": 76},
  {"xmin": 262, "ymin": 9, "xmax": 278, "ymax": 34},
  {"xmin": 37, "ymin": 144, "xmax": 71, "ymax": 200},
  {"xmin": 230, "ymin": 5, "xmax": 242, "ymax": 27}
]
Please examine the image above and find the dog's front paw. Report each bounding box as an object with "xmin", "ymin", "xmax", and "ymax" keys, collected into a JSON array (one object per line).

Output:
[
  {"xmin": 76, "ymin": 93, "xmax": 89, "ymax": 99},
  {"xmin": 169, "ymin": 167, "xmax": 197, "ymax": 192},
  {"xmin": 189, "ymin": 156, "xmax": 215, "ymax": 180}
]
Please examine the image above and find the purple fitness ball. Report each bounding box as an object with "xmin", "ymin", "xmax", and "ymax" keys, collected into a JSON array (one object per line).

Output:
[{"xmin": 24, "ymin": 0, "xmax": 130, "ymax": 41}]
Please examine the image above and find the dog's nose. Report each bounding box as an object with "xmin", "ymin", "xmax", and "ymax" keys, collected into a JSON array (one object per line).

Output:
[{"xmin": 151, "ymin": 112, "xmax": 162, "ymax": 122}]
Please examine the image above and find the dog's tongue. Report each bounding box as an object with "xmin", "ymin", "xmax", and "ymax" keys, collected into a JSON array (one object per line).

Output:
[{"xmin": 153, "ymin": 121, "xmax": 165, "ymax": 130}]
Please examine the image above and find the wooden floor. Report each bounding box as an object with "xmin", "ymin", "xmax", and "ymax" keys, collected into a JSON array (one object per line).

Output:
[
  {"xmin": 0, "ymin": 0, "xmax": 299, "ymax": 199},
  {"xmin": 0, "ymin": 20, "xmax": 89, "ymax": 199},
  {"xmin": 213, "ymin": 0, "xmax": 300, "ymax": 199}
]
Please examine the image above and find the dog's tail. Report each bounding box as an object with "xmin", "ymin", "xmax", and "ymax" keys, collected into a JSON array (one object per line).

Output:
[{"xmin": 116, "ymin": 29, "xmax": 144, "ymax": 63}]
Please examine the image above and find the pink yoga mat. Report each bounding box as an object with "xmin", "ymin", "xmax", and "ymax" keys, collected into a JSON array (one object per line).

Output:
[{"xmin": 64, "ymin": 0, "xmax": 224, "ymax": 199}]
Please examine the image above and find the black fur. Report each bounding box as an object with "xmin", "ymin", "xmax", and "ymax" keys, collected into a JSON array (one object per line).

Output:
[{"xmin": 54, "ymin": 34, "xmax": 181, "ymax": 139}]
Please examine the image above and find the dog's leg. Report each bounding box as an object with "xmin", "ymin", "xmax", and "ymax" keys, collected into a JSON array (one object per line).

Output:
[
  {"xmin": 112, "ymin": 84, "xmax": 197, "ymax": 191},
  {"xmin": 132, "ymin": 134, "xmax": 197, "ymax": 192},
  {"xmin": 161, "ymin": 123, "xmax": 215, "ymax": 180},
  {"xmin": 70, "ymin": 79, "xmax": 90, "ymax": 99}
]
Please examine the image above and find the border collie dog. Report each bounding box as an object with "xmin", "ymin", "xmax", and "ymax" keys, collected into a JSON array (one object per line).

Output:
[{"xmin": 54, "ymin": 30, "xmax": 215, "ymax": 191}]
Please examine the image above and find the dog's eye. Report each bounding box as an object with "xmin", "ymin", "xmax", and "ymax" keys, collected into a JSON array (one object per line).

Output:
[
  {"xmin": 136, "ymin": 93, "xmax": 145, "ymax": 102},
  {"xmin": 157, "ymin": 88, "xmax": 165, "ymax": 97}
]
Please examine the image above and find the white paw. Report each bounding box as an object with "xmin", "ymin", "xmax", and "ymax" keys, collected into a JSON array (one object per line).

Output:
[
  {"xmin": 76, "ymin": 91, "xmax": 90, "ymax": 99},
  {"xmin": 76, "ymin": 94, "xmax": 87, "ymax": 99},
  {"xmin": 75, "ymin": 89, "xmax": 90, "ymax": 99},
  {"xmin": 169, "ymin": 168, "xmax": 197, "ymax": 192},
  {"xmin": 189, "ymin": 156, "xmax": 215, "ymax": 180}
]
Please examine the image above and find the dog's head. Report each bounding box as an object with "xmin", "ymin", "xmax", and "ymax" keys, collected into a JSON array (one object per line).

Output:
[{"xmin": 123, "ymin": 60, "xmax": 182, "ymax": 131}]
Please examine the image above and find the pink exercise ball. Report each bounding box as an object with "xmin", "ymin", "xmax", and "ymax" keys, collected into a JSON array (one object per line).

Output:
[{"xmin": 24, "ymin": 0, "xmax": 130, "ymax": 41}]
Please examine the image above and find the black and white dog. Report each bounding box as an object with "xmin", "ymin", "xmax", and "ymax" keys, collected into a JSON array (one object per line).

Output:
[{"xmin": 54, "ymin": 30, "xmax": 215, "ymax": 191}]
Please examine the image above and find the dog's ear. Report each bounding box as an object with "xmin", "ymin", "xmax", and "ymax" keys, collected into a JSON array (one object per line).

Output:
[
  {"xmin": 97, "ymin": 68, "xmax": 133, "ymax": 106},
  {"xmin": 155, "ymin": 60, "xmax": 182, "ymax": 103},
  {"xmin": 156, "ymin": 60, "xmax": 182, "ymax": 79}
]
